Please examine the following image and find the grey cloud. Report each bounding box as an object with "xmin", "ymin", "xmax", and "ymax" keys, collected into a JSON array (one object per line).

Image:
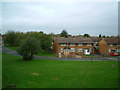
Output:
[{"xmin": 1, "ymin": 2, "xmax": 118, "ymax": 36}]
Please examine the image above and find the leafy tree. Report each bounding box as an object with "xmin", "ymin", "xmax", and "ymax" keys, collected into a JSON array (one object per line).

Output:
[
  {"xmin": 4, "ymin": 31, "xmax": 20, "ymax": 46},
  {"xmin": 99, "ymin": 34, "xmax": 101, "ymax": 37},
  {"xmin": 83, "ymin": 33, "xmax": 90, "ymax": 37},
  {"xmin": 60, "ymin": 30, "xmax": 68, "ymax": 38},
  {"xmin": 78, "ymin": 34, "xmax": 83, "ymax": 37},
  {"xmin": 4, "ymin": 30, "xmax": 53, "ymax": 55},
  {"xmin": 103, "ymin": 35, "xmax": 105, "ymax": 38},
  {"xmin": 17, "ymin": 37, "xmax": 40, "ymax": 60},
  {"xmin": 37, "ymin": 33, "xmax": 53, "ymax": 51}
]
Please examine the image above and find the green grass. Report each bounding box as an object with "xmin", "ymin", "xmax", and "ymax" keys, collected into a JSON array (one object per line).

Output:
[
  {"xmin": 82, "ymin": 55, "xmax": 102, "ymax": 58},
  {"xmin": 2, "ymin": 52, "xmax": 119, "ymax": 88},
  {"xmin": 5, "ymin": 46, "xmax": 19, "ymax": 51},
  {"xmin": 4, "ymin": 46, "xmax": 56, "ymax": 57},
  {"xmin": 35, "ymin": 50, "xmax": 57, "ymax": 57}
]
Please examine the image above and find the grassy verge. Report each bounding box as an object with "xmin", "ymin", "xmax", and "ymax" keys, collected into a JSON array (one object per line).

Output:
[
  {"xmin": 4, "ymin": 46, "xmax": 56, "ymax": 57},
  {"xmin": 35, "ymin": 50, "xmax": 57, "ymax": 57},
  {"xmin": 2, "ymin": 52, "xmax": 118, "ymax": 88},
  {"xmin": 82, "ymin": 55, "xmax": 102, "ymax": 58},
  {"xmin": 5, "ymin": 46, "xmax": 19, "ymax": 51}
]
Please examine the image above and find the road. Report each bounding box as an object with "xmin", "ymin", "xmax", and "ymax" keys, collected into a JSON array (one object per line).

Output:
[{"xmin": 1, "ymin": 46, "xmax": 120, "ymax": 61}]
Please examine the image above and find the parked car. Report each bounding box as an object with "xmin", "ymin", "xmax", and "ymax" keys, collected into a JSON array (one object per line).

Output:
[{"xmin": 109, "ymin": 52, "xmax": 118, "ymax": 56}]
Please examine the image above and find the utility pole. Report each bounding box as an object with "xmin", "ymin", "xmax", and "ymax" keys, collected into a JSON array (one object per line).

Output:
[
  {"xmin": 91, "ymin": 43, "xmax": 94, "ymax": 62},
  {"xmin": 66, "ymin": 41, "xmax": 68, "ymax": 60}
]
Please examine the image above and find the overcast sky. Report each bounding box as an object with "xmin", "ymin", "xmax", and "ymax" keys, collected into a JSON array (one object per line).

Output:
[{"xmin": 1, "ymin": 2, "xmax": 118, "ymax": 36}]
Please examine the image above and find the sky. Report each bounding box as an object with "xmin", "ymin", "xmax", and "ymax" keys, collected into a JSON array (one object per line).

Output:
[{"xmin": 1, "ymin": 1, "xmax": 118, "ymax": 36}]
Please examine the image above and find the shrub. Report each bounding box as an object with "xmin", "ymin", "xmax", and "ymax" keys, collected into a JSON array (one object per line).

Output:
[{"xmin": 17, "ymin": 37, "xmax": 40, "ymax": 60}]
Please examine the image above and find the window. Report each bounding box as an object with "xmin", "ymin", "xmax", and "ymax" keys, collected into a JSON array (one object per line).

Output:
[
  {"xmin": 108, "ymin": 44, "xmax": 113, "ymax": 46},
  {"xmin": 87, "ymin": 43, "xmax": 91, "ymax": 46},
  {"xmin": 70, "ymin": 48, "xmax": 75, "ymax": 52},
  {"xmin": 61, "ymin": 48, "xmax": 63, "ymax": 52},
  {"xmin": 78, "ymin": 48, "xmax": 82, "ymax": 52},
  {"xmin": 60, "ymin": 43, "xmax": 66, "ymax": 46},
  {"xmin": 78, "ymin": 43, "xmax": 82, "ymax": 46},
  {"xmin": 117, "ymin": 44, "xmax": 120, "ymax": 46},
  {"xmin": 117, "ymin": 49, "xmax": 120, "ymax": 52},
  {"xmin": 70, "ymin": 43, "xmax": 75, "ymax": 46}
]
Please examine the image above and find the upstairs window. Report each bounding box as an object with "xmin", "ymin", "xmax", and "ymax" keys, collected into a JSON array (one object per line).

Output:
[
  {"xmin": 70, "ymin": 43, "xmax": 75, "ymax": 46},
  {"xmin": 117, "ymin": 44, "xmax": 120, "ymax": 46},
  {"xmin": 108, "ymin": 44, "xmax": 113, "ymax": 46},
  {"xmin": 87, "ymin": 43, "xmax": 91, "ymax": 46},
  {"xmin": 78, "ymin": 48, "xmax": 82, "ymax": 52},
  {"xmin": 60, "ymin": 43, "xmax": 66, "ymax": 46},
  {"xmin": 70, "ymin": 48, "xmax": 75, "ymax": 52},
  {"xmin": 78, "ymin": 43, "xmax": 82, "ymax": 46}
]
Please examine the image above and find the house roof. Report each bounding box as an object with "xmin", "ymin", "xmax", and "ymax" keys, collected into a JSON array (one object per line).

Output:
[
  {"xmin": 91, "ymin": 38, "xmax": 102, "ymax": 42},
  {"xmin": 104, "ymin": 38, "xmax": 120, "ymax": 44},
  {"xmin": 54, "ymin": 37, "xmax": 94, "ymax": 43},
  {"xmin": 54, "ymin": 37, "xmax": 120, "ymax": 44}
]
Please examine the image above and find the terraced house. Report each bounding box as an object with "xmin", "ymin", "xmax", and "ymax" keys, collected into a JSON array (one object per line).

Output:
[
  {"xmin": 53, "ymin": 37, "xmax": 120, "ymax": 57},
  {"xmin": 98, "ymin": 38, "xmax": 120, "ymax": 55}
]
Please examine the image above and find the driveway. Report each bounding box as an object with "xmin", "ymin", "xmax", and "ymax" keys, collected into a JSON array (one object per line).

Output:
[{"xmin": 2, "ymin": 46, "xmax": 120, "ymax": 61}]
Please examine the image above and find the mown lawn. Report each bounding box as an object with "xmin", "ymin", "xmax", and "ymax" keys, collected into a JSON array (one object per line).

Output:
[
  {"xmin": 5, "ymin": 46, "xmax": 19, "ymax": 51},
  {"xmin": 4, "ymin": 46, "xmax": 57, "ymax": 57},
  {"xmin": 2, "ymin": 53, "xmax": 119, "ymax": 88}
]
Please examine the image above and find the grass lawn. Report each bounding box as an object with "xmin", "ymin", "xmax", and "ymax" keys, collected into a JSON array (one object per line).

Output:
[
  {"xmin": 2, "ymin": 52, "xmax": 119, "ymax": 88},
  {"xmin": 4, "ymin": 46, "xmax": 57, "ymax": 57},
  {"xmin": 82, "ymin": 55, "xmax": 102, "ymax": 58},
  {"xmin": 35, "ymin": 50, "xmax": 57, "ymax": 57},
  {"xmin": 5, "ymin": 46, "xmax": 19, "ymax": 51}
]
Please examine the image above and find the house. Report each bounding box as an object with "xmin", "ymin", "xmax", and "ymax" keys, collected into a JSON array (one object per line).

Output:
[
  {"xmin": 53, "ymin": 37, "xmax": 94, "ymax": 57},
  {"xmin": 98, "ymin": 38, "xmax": 120, "ymax": 55},
  {"xmin": 53, "ymin": 37, "xmax": 120, "ymax": 57}
]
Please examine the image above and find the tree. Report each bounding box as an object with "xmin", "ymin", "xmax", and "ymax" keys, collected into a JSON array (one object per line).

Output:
[
  {"xmin": 83, "ymin": 33, "xmax": 90, "ymax": 37},
  {"xmin": 4, "ymin": 31, "xmax": 20, "ymax": 46},
  {"xmin": 103, "ymin": 35, "xmax": 105, "ymax": 38},
  {"xmin": 37, "ymin": 33, "xmax": 53, "ymax": 51},
  {"xmin": 17, "ymin": 37, "xmax": 40, "ymax": 60},
  {"xmin": 60, "ymin": 30, "xmax": 68, "ymax": 38},
  {"xmin": 99, "ymin": 34, "xmax": 101, "ymax": 38}
]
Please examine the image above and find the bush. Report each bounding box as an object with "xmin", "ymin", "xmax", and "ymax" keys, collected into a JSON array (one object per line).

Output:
[
  {"xmin": 3, "ymin": 31, "xmax": 21, "ymax": 46},
  {"xmin": 17, "ymin": 37, "xmax": 40, "ymax": 60},
  {"xmin": 100, "ymin": 53, "xmax": 109, "ymax": 57}
]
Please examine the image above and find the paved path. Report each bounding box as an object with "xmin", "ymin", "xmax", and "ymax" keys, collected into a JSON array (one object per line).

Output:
[{"xmin": 1, "ymin": 46, "xmax": 120, "ymax": 61}]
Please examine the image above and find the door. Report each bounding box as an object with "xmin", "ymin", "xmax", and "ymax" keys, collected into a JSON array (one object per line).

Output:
[
  {"xmin": 64, "ymin": 49, "xmax": 70, "ymax": 55},
  {"xmin": 84, "ymin": 49, "xmax": 90, "ymax": 55}
]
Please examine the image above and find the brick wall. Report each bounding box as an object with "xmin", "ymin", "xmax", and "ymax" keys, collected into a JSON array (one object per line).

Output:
[{"xmin": 54, "ymin": 42, "xmax": 93, "ymax": 55}]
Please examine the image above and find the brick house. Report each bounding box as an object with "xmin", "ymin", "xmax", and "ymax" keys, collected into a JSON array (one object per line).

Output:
[
  {"xmin": 53, "ymin": 37, "xmax": 120, "ymax": 57},
  {"xmin": 53, "ymin": 37, "xmax": 94, "ymax": 57},
  {"xmin": 98, "ymin": 38, "xmax": 120, "ymax": 55}
]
